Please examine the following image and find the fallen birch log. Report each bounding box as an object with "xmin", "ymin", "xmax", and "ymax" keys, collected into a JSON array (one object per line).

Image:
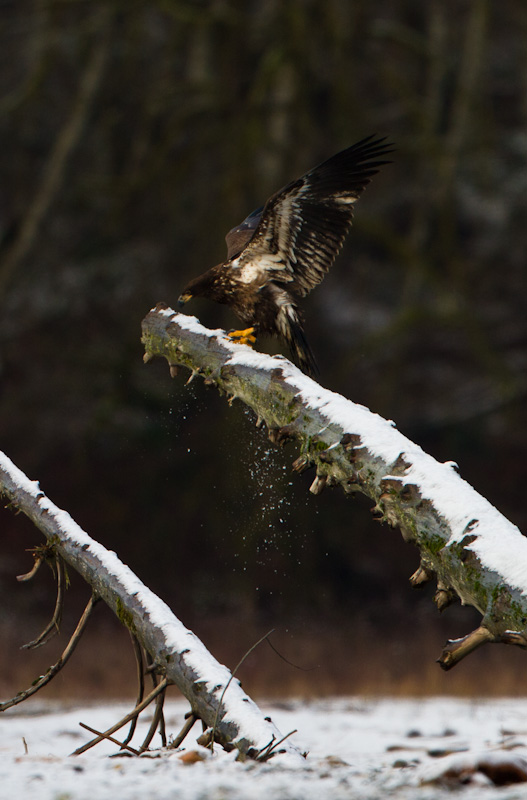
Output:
[
  {"xmin": 0, "ymin": 451, "xmax": 304, "ymax": 762},
  {"xmin": 142, "ymin": 304, "xmax": 527, "ymax": 670}
]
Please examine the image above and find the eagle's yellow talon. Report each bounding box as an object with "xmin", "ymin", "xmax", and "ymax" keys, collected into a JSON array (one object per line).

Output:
[{"xmin": 228, "ymin": 327, "xmax": 256, "ymax": 347}]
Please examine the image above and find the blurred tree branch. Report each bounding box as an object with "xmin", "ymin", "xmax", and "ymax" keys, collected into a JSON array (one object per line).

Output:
[
  {"xmin": 0, "ymin": 6, "xmax": 113, "ymax": 297},
  {"xmin": 0, "ymin": 0, "xmax": 52, "ymax": 116}
]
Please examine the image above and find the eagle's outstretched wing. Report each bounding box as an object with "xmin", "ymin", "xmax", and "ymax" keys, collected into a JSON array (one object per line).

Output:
[
  {"xmin": 225, "ymin": 206, "xmax": 263, "ymax": 260},
  {"xmin": 229, "ymin": 136, "xmax": 392, "ymax": 296}
]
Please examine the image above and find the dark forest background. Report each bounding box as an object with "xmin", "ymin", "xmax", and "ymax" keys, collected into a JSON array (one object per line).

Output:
[{"xmin": 1, "ymin": 0, "xmax": 527, "ymax": 699}]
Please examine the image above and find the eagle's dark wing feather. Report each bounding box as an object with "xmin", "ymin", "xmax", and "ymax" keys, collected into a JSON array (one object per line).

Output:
[
  {"xmin": 225, "ymin": 206, "xmax": 263, "ymax": 260},
  {"xmin": 230, "ymin": 136, "xmax": 392, "ymax": 297}
]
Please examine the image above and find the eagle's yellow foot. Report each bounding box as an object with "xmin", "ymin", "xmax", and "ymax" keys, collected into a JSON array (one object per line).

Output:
[{"xmin": 227, "ymin": 327, "xmax": 257, "ymax": 346}]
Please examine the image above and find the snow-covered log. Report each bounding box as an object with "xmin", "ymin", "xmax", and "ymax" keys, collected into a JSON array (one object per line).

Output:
[
  {"xmin": 0, "ymin": 451, "xmax": 304, "ymax": 762},
  {"xmin": 142, "ymin": 304, "xmax": 527, "ymax": 669}
]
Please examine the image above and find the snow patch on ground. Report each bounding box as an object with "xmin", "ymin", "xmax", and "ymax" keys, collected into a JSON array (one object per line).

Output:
[{"xmin": 3, "ymin": 697, "xmax": 527, "ymax": 800}]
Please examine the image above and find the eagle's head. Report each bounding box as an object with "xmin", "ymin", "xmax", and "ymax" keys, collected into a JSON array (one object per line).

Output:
[
  {"xmin": 177, "ymin": 291, "xmax": 193, "ymax": 308},
  {"xmin": 178, "ymin": 268, "xmax": 224, "ymax": 307}
]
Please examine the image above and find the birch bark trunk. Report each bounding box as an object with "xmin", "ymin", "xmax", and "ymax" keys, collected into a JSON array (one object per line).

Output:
[
  {"xmin": 0, "ymin": 451, "xmax": 304, "ymax": 762},
  {"xmin": 142, "ymin": 304, "xmax": 527, "ymax": 670}
]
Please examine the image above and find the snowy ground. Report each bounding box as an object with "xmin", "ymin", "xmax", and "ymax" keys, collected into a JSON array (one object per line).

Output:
[{"xmin": 3, "ymin": 696, "xmax": 527, "ymax": 799}]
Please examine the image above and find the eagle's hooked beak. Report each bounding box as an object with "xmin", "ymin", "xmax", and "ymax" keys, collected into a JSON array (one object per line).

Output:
[{"xmin": 178, "ymin": 292, "xmax": 192, "ymax": 308}]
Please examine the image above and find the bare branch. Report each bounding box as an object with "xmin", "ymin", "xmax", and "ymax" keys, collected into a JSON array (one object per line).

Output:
[
  {"xmin": 256, "ymin": 729, "xmax": 299, "ymax": 762},
  {"xmin": 138, "ymin": 681, "xmax": 167, "ymax": 753},
  {"xmin": 168, "ymin": 713, "xmax": 199, "ymax": 750},
  {"xmin": 16, "ymin": 553, "xmax": 44, "ymax": 582},
  {"xmin": 73, "ymin": 679, "xmax": 169, "ymax": 756},
  {"xmin": 0, "ymin": 594, "xmax": 97, "ymax": 712},
  {"xmin": 78, "ymin": 723, "xmax": 140, "ymax": 756},
  {"xmin": 211, "ymin": 629, "xmax": 274, "ymax": 753},
  {"xmin": 121, "ymin": 634, "xmax": 145, "ymax": 747},
  {"xmin": 22, "ymin": 554, "xmax": 65, "ymax": 649}
]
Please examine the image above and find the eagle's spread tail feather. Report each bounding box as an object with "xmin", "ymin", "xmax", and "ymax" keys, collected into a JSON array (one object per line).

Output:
[{"xmin": 286, "ymin": 315, "xmax": 318, "ymax": 377}]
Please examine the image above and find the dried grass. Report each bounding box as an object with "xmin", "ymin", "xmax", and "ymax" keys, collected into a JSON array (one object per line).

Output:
[{"xmin": 1, "ymin": 610, "xmax": 526, "ymax": 702}]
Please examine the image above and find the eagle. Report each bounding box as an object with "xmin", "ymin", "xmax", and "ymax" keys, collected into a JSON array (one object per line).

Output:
[{"xmin": 178, "ymin": 135, "xmax": 392, "ymax": 375}]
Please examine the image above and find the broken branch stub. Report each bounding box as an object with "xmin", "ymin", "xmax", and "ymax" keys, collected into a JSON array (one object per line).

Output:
[{"xmin": 142, "ymin": 306, "xmax": 527, "ymax": 668}]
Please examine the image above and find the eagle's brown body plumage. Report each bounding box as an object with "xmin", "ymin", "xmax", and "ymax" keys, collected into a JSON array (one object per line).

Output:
[{"xmin": 178, "ymin": 136, "xmax": 392, "ymax": 375}]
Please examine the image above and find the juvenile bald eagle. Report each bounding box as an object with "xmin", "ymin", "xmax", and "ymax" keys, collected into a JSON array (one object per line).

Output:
[{"xmin": 178, "ymin": 135, "xmax": 392, "ymax": 375}]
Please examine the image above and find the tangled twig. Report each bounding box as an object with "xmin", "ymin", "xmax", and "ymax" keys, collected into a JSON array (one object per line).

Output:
[
  {"xmin": 16, "ymin": 552, "xmax": 44, "ymax": 582},
  {"xmin": 121, "ymin": 634, "xmax": 145, "ymax": 747},
  {"xmin": 256, "ymin": 729, "xmax": 298, "ymax": 762},
  {"xmin": 79, "ymin": 723, "xmax": 140, "ymax": 755},
  {"xmin": 22, "ymin": 555, "xmax": 66, "ymax": 649},
  {"xmin": 138, "ymin": 670, "xmax": 167, "ymax": 752},
  {"xmin": 209, "ymin": 629, "xmax": 274, "ymax": 753},
  {"xmin": 0, "ymin": 593, "xmax": 98, "ymax": 712},
  {"xmin": 168, "ymin": 712, "xmax": 199, "ymax": 750},
  {"xmin": 73, "ymin": 677, "xmax": 169, "ymax": 756}
]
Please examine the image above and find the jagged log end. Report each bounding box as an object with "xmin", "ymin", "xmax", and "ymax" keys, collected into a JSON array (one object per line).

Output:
[
  {"xmin": 141, "ymin": 304, "xmax": 177, "ymax": 369},
  {"xmin": 437, "ymin": 625, "xmax": 495, "ymax": 671}
]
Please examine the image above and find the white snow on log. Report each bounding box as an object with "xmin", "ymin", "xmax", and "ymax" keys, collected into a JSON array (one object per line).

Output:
[
  {"xmin": 0, "ymin": 451, "xmax": 42, "ymax": 497},
  {"xmin": 285, "ymin": 381, "xmax": 527, "ymax": 594},
  {"xmin": 0, "ymin": 450, "xmax": 303, "ymax": 760},
  {"xmin": 225, "ymin": 348, "xmax": 290, "ymax": 370},
  {"xmin": 175, "ymin": 311, "xmax": 225, "ymax": 340},
  {"xmin": 156, "ymin": 306, "xmax": 289, "ymax": 368},
  {"xmin": 292, "ymin": 384, "xmax": 527, "ymax": 596}
]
